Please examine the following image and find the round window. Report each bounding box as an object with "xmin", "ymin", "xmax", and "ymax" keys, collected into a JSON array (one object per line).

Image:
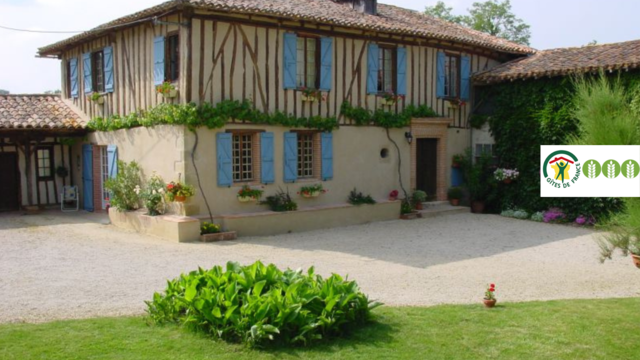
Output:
[{"xmin": 380, "ymin": 148, "xmax": 389, "ymax": 159}]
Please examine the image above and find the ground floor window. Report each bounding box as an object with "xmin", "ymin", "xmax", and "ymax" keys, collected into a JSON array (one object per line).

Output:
[
  {"xmin": 297, "ymin": 133, "xmax": 315, "ymax": 178},
  {"xmin": 475, "ymin": 143, "xmax": 496, "ymax": 163},
  {"xmin": 36, "ymin": 147, "xmax": 53, "ymax": 180},
  {"xmin": 232, "ymin": 133, "xmax": 254, "ymax": 182}
]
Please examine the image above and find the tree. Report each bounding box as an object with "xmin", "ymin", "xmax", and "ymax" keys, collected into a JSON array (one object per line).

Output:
[
  {"xmin": 0, "ymin": 89, "xmax": 9, "ymax": 95},
  {"xmin": 44, "ymin": 89, "xmax": 62, "ymax": 94},
  {"xmin": 425, "ymin": 0, "xmax": 531, "ymax": 46}
]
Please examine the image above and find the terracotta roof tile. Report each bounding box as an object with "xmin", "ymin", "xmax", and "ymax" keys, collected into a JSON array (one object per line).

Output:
[
  {"xmin": 0, "ymin": 95, "xmax": 86, "ymax": 130},
  {"xmin": 38, "ymin": 0, "xmax": 535, "ymax": 56},
  {"xmin": 474, "ymin": 39, "xmax": 640, "ymax": 84}
]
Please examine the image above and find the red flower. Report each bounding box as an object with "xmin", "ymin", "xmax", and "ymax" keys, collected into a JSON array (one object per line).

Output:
[
  {"xmin": 489, "ymin": 288, "xmax": 494, "ymax": 292},
  {"xmin": 490, "ymin": 283, "xmax": 495, "ymax": 288},
  {"xmin": 167, "ymin": 184, "xmax": 174, "ymax": 190}
]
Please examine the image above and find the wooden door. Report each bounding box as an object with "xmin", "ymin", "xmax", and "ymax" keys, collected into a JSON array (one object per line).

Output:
[
  {"xmin": 0, "ymin": 152, "xmax": 20, "ymax": 211},
  {"xmin": 416, "ymin": 138, "xmax": 438, "ymax": 201}
]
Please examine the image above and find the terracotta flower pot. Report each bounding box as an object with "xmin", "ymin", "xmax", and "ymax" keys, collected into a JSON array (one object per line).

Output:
[
  {"xmin": 388, "ymin": 196, "xmax": 398, "ymax": 201},
  {"xmin": 449, "ymin": 198, "xmax": 460, "ymax": 206},
  {"xmin": 483, "ymin": 299, "xmax": 497, "ymax": 308},
  {"xmin": 471, "ymin": 201, "xmax": 485, "ymax": 213},
  {"xmin": 631, "ymin": 253, "xmax": 640, "ymax": 269},
  {"xmin": 504, "ymin": 178, "xmax": 512, "ymax": 184},
  {"xmin": 174, "ymin": 195, "xmax": 186, "ymax": 202},
  {"xmin": 414, "ymin": 202, "xmax": 423, "ymax": 210}
]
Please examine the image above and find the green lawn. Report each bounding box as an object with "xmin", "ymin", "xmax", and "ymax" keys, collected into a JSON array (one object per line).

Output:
[{"xmin": 1, "ymin": 298, "xmax": 638, "ymax": 360}]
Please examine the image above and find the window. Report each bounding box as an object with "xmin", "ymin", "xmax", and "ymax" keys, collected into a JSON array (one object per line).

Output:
[
  {"xmin": 66, "ymin": 60, "xmax": 72, "ymax": 98},
  {"xmin": 475, "ymin": 144, "xmax": 495, "ymax": 163},
  {"xmin": 444, "ymin": 54, "xmax": 460, "ymax": 98},
  {"xmin": 165, "ymin": 34, "xmax": 180, "ymax": 82},
  {"xmin": 232, "ymin": 134, "xmax": 254, "ymax": 182},
  {"xmin": 297, "ymin": 133, "xmax": 315, "ymax": 178},
  {"xmin": 100, "ymin": 147, "xmax": 110, "ymax": 208},
  {"xmin": 296, "ymin": 36, "xmax": 319, "ymax": 88},
  {"xmin": 92, "ymin": 50, "xmax": 105, "ymax": 93},
  {"xmin": 377, "ymin": 46, "xmax": 396, "ymax": 93},
  {"xmin": 36, "ymin": 148, "xmax": 54, "ymax": 180}
]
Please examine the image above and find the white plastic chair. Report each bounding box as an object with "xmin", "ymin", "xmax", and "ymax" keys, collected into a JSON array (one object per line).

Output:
[{"xmin": 60, "ymin": 186, "xmax": 79, "ymax": 212}]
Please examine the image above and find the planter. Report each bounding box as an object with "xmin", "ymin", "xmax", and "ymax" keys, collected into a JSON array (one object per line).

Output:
[
  {"xmin": 237, "ymin": 196, "xmax": 257, "ymax": 203},
  {"xmin": 200, "ymin": 231, "xmax": 238, "ymax": 242},
  {"xmin": 631, "ymin": 254, "xmax": 640, "ymax": 269},
  {"xmin": 301, "ymin": 94, "xmax": 318, "ymax": 102},
  {"xmin": 471, "ymin": 201, "xmax": 485, "ymax": 214},
  {"xmin": 400, "ymin": 211, "xmax": 422, "ymax": 220},
  {"xmin": 91, "ymin": 97, "xmax": 105, "ymax": 105},
  {"xmin": 449, "ymin": 198, "xmax": 460, "ymax": 206},
  {"xmin": 503, "ymin": 179, "xmax": 512, "ymax": 184},
  {"xmin": 301, "ymin": 191, "xmax": 320, "ymax": 198},
  {"xmin": 447, "ymin": 102, "xmax": 459, "ymax": 109},
  {"xmin": 414, "ymin": 202, "xmax": 424, "ymax": 210},
  {"xmin": 162, "ymin": 89, "xmax": 178, "ymax": 98},
  {"xmin": 483, "ymin": 299, "xmax": 497, "ymax": 308},
  {"xmin": 173, "ymin": 195, "xmax": 186, "ymax": 202},
  {"xmin": 380, "ymin": 98, "xmax": 397, "ymax": 106}
]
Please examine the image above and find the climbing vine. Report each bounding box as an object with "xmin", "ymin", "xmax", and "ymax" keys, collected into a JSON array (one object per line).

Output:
[{"xmin": 340, "ymin": 102, "xmax": 438, "ymax": 128}]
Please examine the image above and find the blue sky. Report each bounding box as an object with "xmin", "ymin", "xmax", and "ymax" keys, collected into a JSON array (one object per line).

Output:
[{"xmin": 1, "ymin": 0, "xmax": 639, "ymax": 94}]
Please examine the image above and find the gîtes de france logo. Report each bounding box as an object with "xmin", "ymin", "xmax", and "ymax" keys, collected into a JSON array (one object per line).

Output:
[{"xmin": 542, "ymin": 150, "xmax": 582, "ymax": 189}]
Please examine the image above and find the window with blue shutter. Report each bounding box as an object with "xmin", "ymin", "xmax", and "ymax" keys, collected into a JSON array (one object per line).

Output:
[
  {"xmin": 103, "ymin": 46, "xmax": 114, "ymax": 93},
  {"xmin": 436, "ymin": 52, "xmax": 446, "ymax": 98},
  {"xmin": 396, "ymin": 47, "xmax": 407, "ymax": 96},
  {"xmin": 283, "ymin": 33, "xmax": 297, "ymax": 89},
  {"xmin": 283, "ymin": 132, "xmax": 298, "ymax": 183},
  {"xmin": 321, "ymin": 133, "xmax": 333, "ymax": 181},
  {"xmin": 460, "ymin": 55, "xmax": 471, "ymax": 101},
  {"xmin": 69, "ymin": 58, "xmax": 78, "ymax": 98},
  {"xmin": 82, "ymin": 52, "xmax": 92, "ymax": 94},
  {"xmin": 106, "ymin": 145, "xmax": 118, "ymax": 179},
  {"xmin": 260, "ymin": 132, "xmax": 275, "ymax": 184},
  {"xmin": 319, "ymin": 37, "xmax": 333, "ymax": 91},
  {"xmin": 153, "ymin": 36, "xmax": 165, "ymax": 86},
  {"xmin": 366, "ymin": 43, "xmax": 379, "ymax": 94},
  {"xmin": 216, "ymin": 133, "xmax": 233, "ymax": 187}
]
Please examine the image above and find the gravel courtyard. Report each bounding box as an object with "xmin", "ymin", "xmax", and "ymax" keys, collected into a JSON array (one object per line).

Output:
[{"xmin": 0, "ymin": 211, "xmax": 637, "ymax": 323}]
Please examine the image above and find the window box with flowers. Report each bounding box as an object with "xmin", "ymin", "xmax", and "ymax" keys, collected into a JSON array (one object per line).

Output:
[
  {"xmin": 299, "ymin": 87, "xmax": 326, "ymax": 102},
  {"xmin": 237, "ymin": 185, "xmax": 264, "ymax": 203},
  {"xmin": 166, "ymin": 181, "xmax": 195, "ymax": 202},
  {"xmin": 379, "ymin": 92, "xmax": 404, "ymax": 106},
  {"xmin": 200, "ymin": 221, "xmax": 237, "ymax": 242},
  {"xmin": 298, "ymin": 184, "xmax": 327, "ymax": 198},
  {"xmin": 156, "ymin": 81, "xmax": 178, "ymax": 98},
  {"xmin": 494, "ymin": 168, "xmax": 519, "ymax": 184},
  {"xmin": 446, "ymin": 98, "xmax": 465, "ymax": 109},
  {"xmin": 89, "ymin": 92, "xmax": 104, "ymax": 105}
]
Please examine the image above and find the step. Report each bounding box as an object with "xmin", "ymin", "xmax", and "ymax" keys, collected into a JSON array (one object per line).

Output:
[{"xmin": 417, "ymin": 203, "xmax": 469, "ymax": 218}]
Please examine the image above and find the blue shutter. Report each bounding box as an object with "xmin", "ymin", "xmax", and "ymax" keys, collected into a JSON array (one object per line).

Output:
[
  {"xmin": 260, "ymin": 132, "xmax": 275, "ymax": 184},
  {"xmin": 216, "ymin": 133, "xmax": 232, "ymax": 187},
  {"xmin": 82, "ymin": 52, "xmax": 92, "ymax": 94},
  {"xmin": 69, "ymin": 58, "xmax": 78, "ymax": 98},
  {"xmin": 321, "ymin": 133, "xmax": 333, "ymax": 181},
  {"xmin": 82, "ymin": 144, "xmax": 94, "ymax": 212},
  {"xmin": 283, "ymin": 33, "xmax": 297, "ymax": 89},
  {"xmin": 153, "ymin": 36, "xmax": 165, "ymax": 86},
  {"xmin": 283, "ymin": 132, "xmax": 298, "ymax": 183},
  {"xmin": 396, "ymin": 47, "xmax": 407, "ymax": 96},
  {"xmin": 103, "ymin": 46, "xmax": 114, "ymax": 93},
  {"xmin": 319, "ymin": 37, "xmax": 333, "ymax": 92},
  {"xmin": 436, "ymin": 52, "xmax": 445, "ymax": 98},
  {"xmin": 460, "ymin": 55, "xmax": 471, "ymax": 101},
  {"xmin": 367, "ymin": 43, "xmax": 379, "ymax": 94},
  {"xmin": 106, "ymin": 145, "xmax": 118, "ymax": 179}
]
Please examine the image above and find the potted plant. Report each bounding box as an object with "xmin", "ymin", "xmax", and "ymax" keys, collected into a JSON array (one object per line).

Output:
[
  {"xmin": 156, "ymin": 81, "xmax": 178, "ymax": 98},
  {"xmin": 452, "ymin": 154, "xmax": 464, "ymax": 168},
  {"xmin": 200, "ymin": 221, "xmax": 237, "ymax": 242},
  {"xmin": 237, "ymin": 185, "xmax": 264, "ymax": 202},
  {"xmin": 494, "ymin": 168, "xmax": 519, "ymax": 184},
  {"xmin": 388, "ymin": 189, "xmax": 399, "ymax": 201},
  {"xmin": 139, "ymin": 174, "xmax": 166, "ymax": 216},
  {"xmin": 89, "ymin": 92, "xmax": 104, "ymax": 104},
  {"xmin": 599, "ymin": 227, "xmax": 640, "ymax": 269},
  {"xmin": 55, "ymin": 165, "xmax": 69, "ymax": 178},
  {"xmin": 447, "ymin": 187, "xmax": 462, "ymax": 206},
  {"xmin": 261, "ymin": 188, "xmax": 298, "ymax": 212},
  {"xmin": 483, "ymin": 283, "xmax": 497, "ymax": 308},
  {"xmin": 411, "ymin": 190, "xmax": 427, "ymax": 210},
  {"xmin": 299, "ymin": 87, "xmax": 325, "ymax": 102},
  {"xmin": 463, "ymin": 150, "xmax": 495, "ymax": 214},
  {"xmin": 379, "ymin": 92, "xmax": 404, "ymax": 106},
  {"xmin": 400, "ymin": 199, "xmax": 422, "ymax": 220},
  {"xmin": 298, "ymin": 184, "xmax": 326, "ymax": 198},
  {"xmin": 166, "ymin": 181, "xmax": 195, "ymax": 202},
  {"xmin": 446, "ymin": 98, "xmax": 465, "ymax": 109}
]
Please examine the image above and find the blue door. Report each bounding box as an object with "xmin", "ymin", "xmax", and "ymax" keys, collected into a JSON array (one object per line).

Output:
[{"xmin": 82, "ymin": 144, "xmax": 94, "ymax": 212}]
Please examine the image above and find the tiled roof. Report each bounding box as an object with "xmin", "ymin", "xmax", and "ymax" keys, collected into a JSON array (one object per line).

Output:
[
  {"xmin": 474, "ymin": 39, "xmax": 640, "ymax": 84},
  {"xmin": 0, "ymin": 95, "xmax": 86, "ymax": 130},
  {"xmin": 38, "ymin": 0, "xmax": 535, "ymax": 56}
]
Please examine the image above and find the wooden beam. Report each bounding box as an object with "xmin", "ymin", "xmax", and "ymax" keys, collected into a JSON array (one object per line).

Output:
[{"xmin": 237, "ymin": 25, "xmax": 268, "ymax": 112}]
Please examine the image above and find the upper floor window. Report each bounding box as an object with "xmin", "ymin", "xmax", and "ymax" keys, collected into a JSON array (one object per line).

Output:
[
  {"xmin": 92, "ymin": 50, "xmax": 105, "ymax": 93},
  {"xmin": 296, "ymin": 36, "xmax": 319, "ymax": 89},
  {"xmin": 444, "ymin": 54, "xmax": 460, "ymax": 98},
  {"xmin": 377, "ymin": 46, "xmax": 396, "ymax": 94},
  {"xmin": 166, "ymin": 34, "xmax": 179, "ymax": 82}
]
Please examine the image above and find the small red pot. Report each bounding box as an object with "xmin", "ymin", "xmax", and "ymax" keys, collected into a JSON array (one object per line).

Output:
[
  {"xmin": 504, "ymin": 179, "xmax": 512, "ymax": 184},
  {"xmin": 414, "ymin": 202, "xmax": 423, "ymax": 210},
  {"xmin": 483, "ymin": 299, "xmax": 497, "ymax": 308},
  {"xmin": 174, "ymin": 195, "xmax": 186, "ymax": 202},
  {"xmin": 631, "ymin": 254, "xmax": 640, "ymax": 269},
  {"xmin": 449, "ymin": 198, "xmax": 460, "ymax": 206},
  {"xmin": 471, "ymin": 201, "xmax": 485, "ymax": 214}
]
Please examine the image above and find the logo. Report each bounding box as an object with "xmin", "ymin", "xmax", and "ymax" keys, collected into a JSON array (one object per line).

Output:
[{"xmin": 542, "ymin": 150, "xmax": 580, "ymax": 189}]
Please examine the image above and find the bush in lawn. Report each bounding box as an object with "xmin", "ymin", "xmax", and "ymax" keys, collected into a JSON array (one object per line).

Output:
[{"xmin": 145, "ymin": 261, "xmax": 381, "ymax": 347}]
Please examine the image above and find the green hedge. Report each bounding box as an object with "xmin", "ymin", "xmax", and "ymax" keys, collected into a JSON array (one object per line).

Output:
[{"xmin": 480, "ymin": 74, "xmax": 636, "ymax": 220}]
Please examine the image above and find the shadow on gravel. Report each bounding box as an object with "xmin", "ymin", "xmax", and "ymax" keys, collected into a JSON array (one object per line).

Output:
[{"xmin": 0, "ymin": 211, "xmax": 108, "ymax": 231}]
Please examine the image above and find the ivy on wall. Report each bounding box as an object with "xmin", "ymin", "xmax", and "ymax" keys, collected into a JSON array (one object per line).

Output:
[
  {"xmin": 87, "ymin": 100, "xmax": 439, "ymax": 133},
  {"xmin": 481, "ymin": 73, "xmax": 638, "ymax": 219}
]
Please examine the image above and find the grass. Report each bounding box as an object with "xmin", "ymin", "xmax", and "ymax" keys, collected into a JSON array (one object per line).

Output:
[{"xmin": 1, "ymin": 298, "xmax": 639, "ymax": 360}]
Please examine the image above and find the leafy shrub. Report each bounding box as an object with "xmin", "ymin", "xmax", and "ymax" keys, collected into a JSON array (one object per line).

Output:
[
  {"xmin": 400, "ymin": 199, "xmax": 413, "ymax": 214},
  {"xmin": 348, "ymin": 188, "xmax": 376, "ymax": 205},
  {"xmin": 530, "ymin": 211, "xmax": 544, "ymax": 222},
  {"xmin": 447, "ymin": 186, "xmax": 463, "ymax": 200},
  {"xmin": 104, "ymin": 160, "xmax": 141, "ymax": 211},
  {"xmin": 201, "ymin": 222, "xmax": 221, "ymax": 235},
  {"xmin": 543, "ymin": 208, "xmax": 566, "ymax": 223},
  {"xmin": 145, "ymin": 261, "xmax": 381, "ymax": 347},
  {"xmin": 411, "ymin": 190, "xmax": 427, "ymax": 205},
  {"xmin": 262, "ymin": 189, "xmax": 297, "ymax": 212},
  {"xmin": 138, "ymin": 173, "xmax": 166, "ymax": 216}
]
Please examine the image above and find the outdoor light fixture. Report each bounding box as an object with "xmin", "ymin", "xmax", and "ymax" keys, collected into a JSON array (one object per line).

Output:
[{"xmin": 404, "ymin": 131, "xmax": 413, "ymax": 144}]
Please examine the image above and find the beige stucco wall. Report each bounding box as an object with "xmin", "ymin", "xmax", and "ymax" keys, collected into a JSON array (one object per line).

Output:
[
  {"xmin": 183, "ymin": 125, "xmax": 411, "ymax": 217},
  {"xmin": 472, "ymin": 122, "xmax": 495, "ymax": 153}
]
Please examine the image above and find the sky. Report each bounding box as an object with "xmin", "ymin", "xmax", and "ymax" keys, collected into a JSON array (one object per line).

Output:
[{"xmin": 1, "ymin": 0, "xmax": 639, "ymax": 94}]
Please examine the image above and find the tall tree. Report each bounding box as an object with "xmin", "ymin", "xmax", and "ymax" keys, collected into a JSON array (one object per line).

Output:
[{"xmin": 425, "ymin": 0, "xmax": 531, "ymax": 46}]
